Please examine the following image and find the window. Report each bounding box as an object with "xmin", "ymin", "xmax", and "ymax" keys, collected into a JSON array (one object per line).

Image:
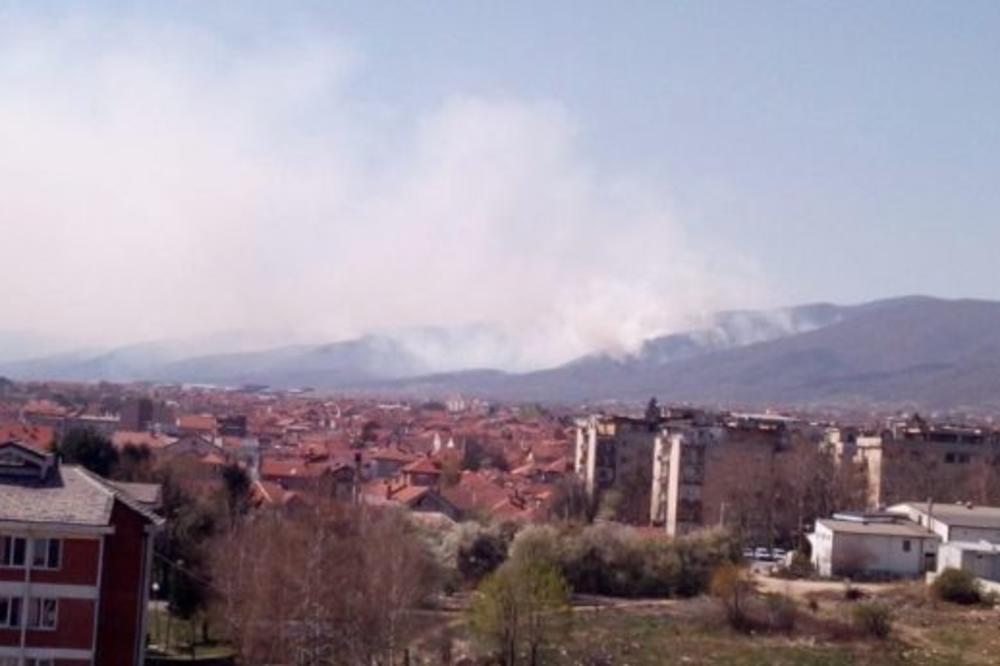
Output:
[
  {"xmin": 0, "ymin": 597, "xmax": 21, "ymax": 628},
  {"xmin": 31, "ymin": 538, "xmax": 61, "ymax": 570},
  {"xmin": 902, "ymin": 539, "xmax": 912, "ymax": 553},
  {"xmin": 0, "ymin": 536, "xmax": 26, "ymax": 567},
  {"xmin": 28, "ymin": 598, "xmax": 57, "ymax": 630}
]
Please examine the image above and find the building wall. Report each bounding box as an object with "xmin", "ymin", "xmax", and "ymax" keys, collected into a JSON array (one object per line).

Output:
[
  {"xmin": 575, "ymin": 417, "xmax": 659, "ymax": 524},
  {"xmin": 0, "ymin": 533, "xmax": 101, "ymax": 663},
  {"xmin": 24, "ymin": 598, "xmax": 94, "ymax": 650},
  {"xmin": 937, "ymin": 543, "xmax": 1000, "ymax": 582},
  {"xmin": 864, "ymin": 435, "xmax": 1000, "ymax": 508},
  {"xmin": 949, "ymin": 526, "xmax": 1000, "ymax": 543},
  {"xmin": 809, "ymin": 523, "xmax": 835, "ymax": 577},
  {"xmin": 32, "ymin": 539, "xmax": 100, "ymax": 587},
  {"xmin": 95, "ymin": 502, "xmax": 149, "ymax": 666},
  {"xmin": 830, "ymin": 532, "xmax": 934, "ymax": 577},
  {"xmin": 665, "ymin": 425, "xmax": 792, "ymax": 539}
]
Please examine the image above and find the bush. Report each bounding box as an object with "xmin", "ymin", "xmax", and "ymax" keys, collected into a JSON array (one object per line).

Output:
[
  {"xmin": 843, "ymin": 581, "xmax": 864, "ymax": 601},
  {"xmin": 508, "ymin": 523, "xmax": 739, "ymax": 599},
  {"xmin": 931, "ymin": 568, "xmax": 982, "ymax": 605},
  {"xmin": 710, "ymin": 562, "xmax": 755, "ymax": 631},
  {"xmin": 852, "ymin": 602, "xmax": 892, "ymax": 639},
  {"xmin": 764, "ymin": 593, "xmax": 797, "ymax": 632}
]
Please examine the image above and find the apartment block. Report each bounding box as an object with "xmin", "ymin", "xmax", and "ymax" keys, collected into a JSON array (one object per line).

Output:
[{"xmin": 0, "ymin": 441, "xmax": 163, "ymax": 666}]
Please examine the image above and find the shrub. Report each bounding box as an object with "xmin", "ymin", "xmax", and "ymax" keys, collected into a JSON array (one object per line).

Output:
[
  {"xmin": 764, "ymin": 593, "xmax": 797, "ymax": 632},
  {"xmin": 852, "ymin": 602, "xmax": 892, "ymax": 639},
  {"xmin": 451, "ymin": 522, "xmax": 515, "ymax": 584},
  {"xmin": 710, "ymin": 562, "xmax": 755, "ymax": 631},
  {"xmin": 843, "ymin": 581, "xmax": 864, "ymax": 601},
  {"xmin": 931, "ymin": 568, "xmax": 982, "ymax": 605},
  {"xmin": 553, "ymin": 524, "xmax": 738, "ymax": 598}
]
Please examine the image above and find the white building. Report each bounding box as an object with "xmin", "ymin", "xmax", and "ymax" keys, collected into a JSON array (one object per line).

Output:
[
  {"xmin": 808, "ymin": 514, "xmax": 939, "ymax": 578},
  {"xmin": 887, "ymin": 502, "xmax": 1000, "ymax": 544},
  {"xmin": 809, "ymin": 502, "xmax": 1000, "ymax": 584},
  {"xmin": 888, "ymin": 502, "xmax": 1000, "ymax": 590}
]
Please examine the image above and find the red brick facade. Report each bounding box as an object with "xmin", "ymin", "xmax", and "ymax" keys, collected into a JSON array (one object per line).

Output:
[
  {"xmin": 95, "ymin": 503, "xmax": 150, "ymax": 665},
  {"xmin": 0, "ymin": 443, "xmax": 161, "ymax": 666}
]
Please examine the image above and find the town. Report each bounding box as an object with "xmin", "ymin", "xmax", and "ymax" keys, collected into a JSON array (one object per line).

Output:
[
  {"xmin": 4, "ymin": 3, "xmax": 1000, "ymax": 664},
  {"xmin": 1, "ymin": 377, "xmax": 999, "ymax": 664}
]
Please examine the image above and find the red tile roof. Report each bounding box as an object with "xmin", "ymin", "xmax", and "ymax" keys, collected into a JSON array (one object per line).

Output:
[{"xmin": 0, "ymin": 422, "xmax": 55, "ymax": 449}]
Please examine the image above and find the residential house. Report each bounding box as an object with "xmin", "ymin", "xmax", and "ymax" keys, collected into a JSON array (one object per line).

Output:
[{"xmin": 0, "ymin": 440, "xmax": 163, "ymax": 665}]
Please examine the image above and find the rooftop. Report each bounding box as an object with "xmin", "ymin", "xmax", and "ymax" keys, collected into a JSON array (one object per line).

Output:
[
  {"xmin": 0, "ymin": 441, "xmax": 163, "ymax": 528},
  {"xmin": 816, "ymin": 518, "xmax": 938, "ymax": 538},
  {"xmin": 893, "ymin": 502, "xmax": 1000, "ymax": 530}
]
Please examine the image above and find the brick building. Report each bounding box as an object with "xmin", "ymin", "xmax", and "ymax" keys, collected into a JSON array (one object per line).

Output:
[{"xmin": 0, "ymin": 441, "xmax": 163, "ymax": 665}]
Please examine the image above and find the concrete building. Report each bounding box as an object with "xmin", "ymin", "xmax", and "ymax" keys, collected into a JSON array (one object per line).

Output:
[
  {"xmin": 575, "ymin": 409, "xmax": 809, "ymax": 538},
  {"xmin": 0, "ymin": 440, "xmax": 163, "ymax": 665},
  {"xmin": 889, "ymin": 501, "xmax": 1000, "ymax": 591},
  {"xmin": 808, "ymin": 513, "xmax": 939, "ymax": 578},
  {"xmin": 808, "ymin": 501, "xmax": 1000, "ymax": 584},
  {"xmin": 888, "ymin": 501, "xmax": 1000, "ymax": 544},
  {"xmin": 574, "ymin": 414, "xmax": 661, "ymax": 524},
  {"xmin": 852, "ymin": 417, "xmax": 1000, "ymax": 508}
]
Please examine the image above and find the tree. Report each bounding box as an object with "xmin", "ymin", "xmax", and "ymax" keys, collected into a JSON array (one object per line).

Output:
[
  {"xmin": 211, "ymin": 504, "xmax": 440, "ymax": 665},
  {"xmin": 468, "ymin": 558, "xmax": 571, "ymax": 666},
  {"xmin": 710, "ymin": 562, "xmax": 756, "ymax": 630},
  {"xmin": 645, "ymin": 396, "xmax": 661, "ymax": 424},
  {"xmin": 220, "ymin": 464, "xmax": 251, "ymax": 525},
  {"xmin": 360, "ymin": 419, "xmax": 380, "ymax": 444},
  {"xmin": 457, "ymin": 526, "xmax": 511, "ymax": 583},
  {"xmin": 549, "ymin": 476, "xmax": 593, "ymax": 523},
  {"xmin": 57, "ymin": 428, "xmax": 119, "ymax": 477},
  {"xmin": 152, "ymin": 462, "xmax": 221, "ymax": 623},
  {"xmin": 439, "ymin": 453, "xmax": 462, "ymax": 487},
  {"xmin": 114, "ymin": 443, "xmax": 154, "ymax": 482}
]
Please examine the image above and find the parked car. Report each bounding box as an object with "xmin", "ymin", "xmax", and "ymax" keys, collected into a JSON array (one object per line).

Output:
[{"xmin": 754, "ymin": 547, "xmax": 775, "ymax": 562}]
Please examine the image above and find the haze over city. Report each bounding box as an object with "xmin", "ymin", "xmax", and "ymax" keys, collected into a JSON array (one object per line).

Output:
[
  {"xmin": 6, "ymin": 4, "xmax": 1000, "ymax": 666},
  {"xmin": 4, "ymin": 2, "xmax": 1000, "ymax": 371}
]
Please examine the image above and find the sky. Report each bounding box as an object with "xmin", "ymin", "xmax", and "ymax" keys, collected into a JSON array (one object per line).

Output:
[{"xmin": 1, "ymin": 1, "xmax": 998, "ymax": 368}]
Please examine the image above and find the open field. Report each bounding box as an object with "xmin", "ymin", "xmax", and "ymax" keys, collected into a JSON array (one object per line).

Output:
[{"xmin": 418, "ymin": 578, "xmax": 1000, "ymax": 665}]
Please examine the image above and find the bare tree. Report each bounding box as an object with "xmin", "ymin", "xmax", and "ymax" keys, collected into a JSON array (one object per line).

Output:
[{"xmin": 211, "ymin": 501, "xmax": 440, "ymax": 665}]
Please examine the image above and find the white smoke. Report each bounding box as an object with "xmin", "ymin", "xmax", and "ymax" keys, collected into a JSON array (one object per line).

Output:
[{"xmin": 0, "ymin": 14, "xmax": 772, "ymax": 371}]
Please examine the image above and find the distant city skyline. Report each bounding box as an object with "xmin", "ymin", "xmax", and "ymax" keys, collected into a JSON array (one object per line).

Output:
[{"xmin": 2, "ymin": 2, "xmax": 999, "ymax": 364}]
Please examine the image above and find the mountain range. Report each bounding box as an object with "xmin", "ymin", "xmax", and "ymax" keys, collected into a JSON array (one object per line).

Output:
[{"xmin": 3, "ymin": 296, "xmax": 999, "ymax": 409}]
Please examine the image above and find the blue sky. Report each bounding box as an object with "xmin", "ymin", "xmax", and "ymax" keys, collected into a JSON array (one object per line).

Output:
[{"xmin": 2, "ymin": 1, "xmax": 999, "ymax": 363}]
